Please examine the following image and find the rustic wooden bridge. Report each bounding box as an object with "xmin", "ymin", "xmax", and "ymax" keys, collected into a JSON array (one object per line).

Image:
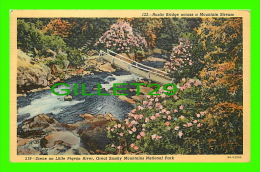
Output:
[{"xmin": 99, "ymin": 50, "xmax": 173, "ymax": 84}]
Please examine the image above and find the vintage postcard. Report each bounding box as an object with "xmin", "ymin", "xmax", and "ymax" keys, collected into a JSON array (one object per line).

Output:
[{"xmin": 10, "ymin": 10, "xmax": 250, "ymax": 162}]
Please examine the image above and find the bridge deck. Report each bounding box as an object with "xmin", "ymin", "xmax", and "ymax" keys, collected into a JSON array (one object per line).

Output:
[{"xmin": 100, "ymin": 52, "xmax": 173, "ymax": 85}]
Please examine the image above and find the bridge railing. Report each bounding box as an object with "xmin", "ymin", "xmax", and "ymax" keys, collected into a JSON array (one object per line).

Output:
[
  {"xmin": 106, "ymin": 49, "xmax": 168, "ymax": 75},
  {"xmin": 99, "ymin": 50, "xmax": 173, "ymax": 81}
]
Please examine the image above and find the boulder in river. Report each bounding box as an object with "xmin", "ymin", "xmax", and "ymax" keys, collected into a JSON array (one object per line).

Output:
[
  {"xmin": 64, "ymin": 95, "xmax": 73, "ymax": 101},
  {"xmin": 17, "ymin": 113, "xmax": 118, "ymax": 155},
  {"xmin": 41, "ymin": 131, "xmax": 80, "ymax": 148},
  {"xmin": 68, "ymin": 113, "xmax": 119, "ymax": 153},
  {"xmin": 18, "ymin": 114, "xmax": 60, "ymax": 138}
]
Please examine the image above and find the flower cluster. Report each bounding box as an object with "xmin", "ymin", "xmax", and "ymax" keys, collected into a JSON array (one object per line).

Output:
[
  {"xmin": 106, "ymin": 83, "xmax": 206, "ymax": 154},
  {"xmin": 96, "ymin": 21, "xmax": 147, "ymax": 53},
  {"xmin": 179, "ymin": 78, "xmax": 202, "ymax": 91},
  {"xmin": 164, "ymin": 39, "xmax": 193, "ymax": 80}
]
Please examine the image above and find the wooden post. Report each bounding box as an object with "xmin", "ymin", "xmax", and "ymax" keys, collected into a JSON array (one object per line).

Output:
[
  {"xmin": 111, "ymin": 57, "xmax": 114, "ymax": 65},
  {"xmin": 148, "ymin": 71, "xmax": 151, "ymax": 79}
]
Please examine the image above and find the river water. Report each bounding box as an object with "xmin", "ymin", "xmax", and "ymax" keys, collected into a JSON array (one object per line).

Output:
[{"xmin": 17, "ymin": 60, "xmax": 165, "ymax": 124}]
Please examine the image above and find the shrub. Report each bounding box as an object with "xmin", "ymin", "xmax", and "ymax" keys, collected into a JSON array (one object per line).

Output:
[
  {"xmin": 105, "ymin": 79, "xmax": 212, "ymax": 155},
  {"xmin": 66, "ymin": 48, "xmax": 84, "ymax": 68},
  {"xmin": 17, "ymin": 19, "xmax": 66, "ymax": 55},
  {"xmin": 164, "ymin": 39, "xmax": 194, "ymax": 82},
  {"xmin": 96, "ymin": 21, "xmax": 147, "ymax": 53}
]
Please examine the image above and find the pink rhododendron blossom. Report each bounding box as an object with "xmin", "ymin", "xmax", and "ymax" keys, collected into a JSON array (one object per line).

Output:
[
  {"xmin": 137, "ymin": 135, "xmax": 141, "ymax": 139},
  {"xmin": 143, "ymin": 101, "xmax": 148, "ymax": 105},
  {"xmin": 131, "ymin": 127, "xmax": 137, "ymax": 132},
  {"xmin": 155, "ymin": 103, "xmax": 163, "ymax": 110},
  {"xmin": 173, "ymin": 95, "xmax": 179, "ymax": 100},
  {"xmin": 128, "ymin": 113, "xmax": 134, "ymax": 117},
  {"xmin": 187, "ymin": 122, "xmax": 192, "ymax": 127},
  {"xmin": 180, "ymin": 115, "xmax": 185, "ymax": 119},
  {"xmin": 134, "ymin": 146, "xmax": 139, "ymax": 150},
  {"xmin": 200, "ymin": 111, "xmax": 206, "ymax": 116},
  {"xmin": 178, "ymin": 131, "xmax": 183, "ymax": 138},
  {"xmin": 134, "ymin": 115, "xmax": 139, "ymax": 120},
  {"xmin": 140, "ymin": 131, "xmax": 145, "ymax": 137},
  {"xmin": 150, "ymin": 116, "xmax": 156, "ymax": 120},
  {"xmin": 165, "ymin": 121, "xmax": 170, "ymax": 126},
  {"xmin": 96, "ymin": 21, "xmax": 147, "ymax": 53},
  {"xmin": 130, "ymin": 120, "xmax": 137, "ymax": 125},
  {"xmin": 194, "ymin": 80, "xmax": 202, "ymax": 86},
  {"xmin": 189, "ymin": 79, "xmax": 194, "ymax": 83},
  {"xmin": 151, "ymin": 134, "xmax": 157, "ymax": 140},
  {"xmin": 155, "ymin": 135, "xmax": 162, "ymax": 140},
  {"xmin": 138, "ymin": 106, "xmax": 144, "ymax": 110},
  {"xmin": 131, "ymin": 109, "xmax": 136, "ymax": 113},
  {"xmin": 155, "ymin": 113, "xmax": 160, "ymax": 117},
  {"xmin": 197, "ymin": 123, "xmax": 202, "ymax": 127}
]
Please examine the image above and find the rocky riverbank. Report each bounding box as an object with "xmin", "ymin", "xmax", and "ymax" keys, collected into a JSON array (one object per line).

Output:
[
  {"xmin": 17, "ymin": 113, "xmax": 119, "ymax": 155},
  {"xmin": 17, "ymin": 49, "xmax": 116, "ymax": 96},
  {"xmin": 17, "ymin": 50, "xmax": 167, "ymax": 155}
]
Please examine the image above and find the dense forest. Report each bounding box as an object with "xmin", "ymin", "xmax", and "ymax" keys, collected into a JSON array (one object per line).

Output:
[{"xmin": 17, "ymin": 17, "xmax": 243, "ymax": 154}]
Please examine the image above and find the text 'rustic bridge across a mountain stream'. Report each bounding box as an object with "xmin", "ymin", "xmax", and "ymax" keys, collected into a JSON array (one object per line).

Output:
[{"xmin": 99, "ymin": 49, "xmax": 174, "ymax": 85}]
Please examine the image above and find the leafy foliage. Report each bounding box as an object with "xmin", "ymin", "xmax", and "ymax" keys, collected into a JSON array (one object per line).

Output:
[
  {"xmin": 17, "ymin": 17, "xmax": 243, "ymax": 155},
  {"xmin": 66, "ymin": 48, "xmax": 84, "ymax": 67},
  {"xmin": 164, "ymin": 39, "xmax": 194, "ymax": 82},
  {"xmin": 96, "ymin": 21, "xmax": 148, "ymax": 53},
  {"xmin": 156, "ymin": 18, "xmax": 201, "ymax": 51},
  {"xmin": 106, "ymin": 80, "xmax": 209, "ymax": 154},
  {"xmin": 42, "ymin": 18, "xmax": 74, "ymax": 38},
  {"xmin": 126, "ymin": 18, "xmax": 163, "ymax": 49},
  {"xmin": 64, "ymin": 18, "xmax": 117, "ymax": 49},
  {"xmin": 106, "ymin": 18, "xmax": 243, "ymax": 155},
  {"xmin": 17, "ymin": 19, "xmax": 66, "ymax": 54}
]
